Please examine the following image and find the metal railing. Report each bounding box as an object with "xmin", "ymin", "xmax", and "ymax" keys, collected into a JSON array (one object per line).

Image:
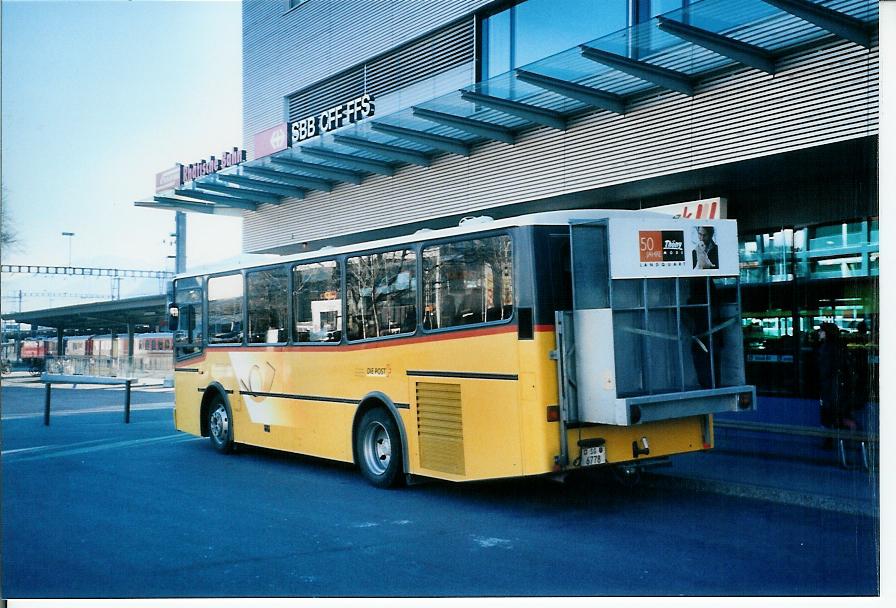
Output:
[
  {"xmin": 714, "ymin": 419, "xmax": 877, "ymax": 471},
  {"xmin": 45, "ymin": 355, "xmax": 172, "ymax": 381}
]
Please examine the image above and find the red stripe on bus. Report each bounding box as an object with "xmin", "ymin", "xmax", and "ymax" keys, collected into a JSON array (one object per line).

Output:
[{"xmin": 176, "ymin": 323, "xmax": 560, "ymax": 362}]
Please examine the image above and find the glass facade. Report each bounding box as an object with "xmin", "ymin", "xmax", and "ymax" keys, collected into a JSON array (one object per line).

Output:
[
  {"xmin": 481, "ymin": 0, "xmax": 629, "ymax": 80},
  {"xmin": 739, "ymin": 219, "xmax": 879, "ymax": 286},
  {"xmin": 739, "ymin": 218, "xmax": 879, "ymax": 399},
  {"xmin": 479, "ymin": 0, "xmax": 688, "ymax": 80}
]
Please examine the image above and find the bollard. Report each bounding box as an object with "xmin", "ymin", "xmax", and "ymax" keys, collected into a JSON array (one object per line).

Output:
[
  {"xmin": 44, "ymin": 383, "xmax": 51, "ymax": 426},
  {"xmin": 124, "ymin": 379, "xmax": 132, "ymax": 424}
]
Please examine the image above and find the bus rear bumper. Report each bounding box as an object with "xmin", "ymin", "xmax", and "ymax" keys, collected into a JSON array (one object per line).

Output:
[{"xmin": 625, "ymin": 385, "xmax": 755, "ymax": 425}]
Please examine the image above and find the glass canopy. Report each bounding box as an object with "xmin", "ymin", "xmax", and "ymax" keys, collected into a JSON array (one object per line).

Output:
[{"xmin": 140, "ymin": 0, "xmax": 878, "ymax": 214}]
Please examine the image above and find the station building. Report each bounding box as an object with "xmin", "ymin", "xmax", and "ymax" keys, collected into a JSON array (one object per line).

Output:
[{"xmin": 140, "ymin": 0, "xmax": 879, "ymax": 402}]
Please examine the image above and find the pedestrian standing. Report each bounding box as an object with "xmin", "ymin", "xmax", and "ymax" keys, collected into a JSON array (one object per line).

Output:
[{"xmin": 816, "ymin": 322, "xmax": 855, "ymax": 437}]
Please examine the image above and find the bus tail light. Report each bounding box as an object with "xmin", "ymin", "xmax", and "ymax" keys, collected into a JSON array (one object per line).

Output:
[{"xmin": 546, "ymin": 405, "xmax": 560, "ymax": 422}]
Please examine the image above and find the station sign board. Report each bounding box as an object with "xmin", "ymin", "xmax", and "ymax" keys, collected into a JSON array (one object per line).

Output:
[
  {"xmin": 253, "ymin": 123, "xmax": 289, "ymax": 159},
  {"xmin": 643, "ymin": 197, "xmax": 727, "ymax": 220},
  {"xmin": 290, "ymin": 93, "xmax": 375, "ymax": 145},
  {"xmin": 250, "ymin": 94, "xmax": 377, "ymax": 160},
  {"xmin": 154, "ymin": 147, "xmax": 247, "ymax": 192},
  {"xmin": 155, "ymin": 166, "xmax": 182, "ymax": 193}
]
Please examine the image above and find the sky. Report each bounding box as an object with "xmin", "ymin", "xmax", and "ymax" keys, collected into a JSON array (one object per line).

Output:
[{"xmin": 1, "ymin": 0, "xmax": 244, "ymax": 314}]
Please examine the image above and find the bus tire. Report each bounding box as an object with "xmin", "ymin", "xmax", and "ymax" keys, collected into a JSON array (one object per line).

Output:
[
  {"xmin": 208, "ymin": 395, "xmax": 234, "ymax": 454},
  {"xmin": 356, "ymin": 408, "xmax": 404, "ymax": 488}
]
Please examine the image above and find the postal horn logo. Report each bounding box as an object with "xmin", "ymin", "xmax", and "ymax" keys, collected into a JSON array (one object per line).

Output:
[{"xmin": 239, "ymin": 361, "xmax": 276, "ymax": 404}]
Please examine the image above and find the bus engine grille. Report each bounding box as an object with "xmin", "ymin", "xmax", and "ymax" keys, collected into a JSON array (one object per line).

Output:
[{"xmin": 415, "ymin": 382, "xmax": 465, "ymax": 475}]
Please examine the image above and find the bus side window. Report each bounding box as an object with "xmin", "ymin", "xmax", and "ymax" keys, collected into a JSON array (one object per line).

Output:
[
  {"xmin": 173, "ymin": 279, "xmax": 204, "ymax": 359},
  {"xmin": 293, "ymin": 260, "xmax": 342, "ymax": 343},
  {"xmin": 422, "ymin": 235, "xmax": 513, "ymax": 330},
  {"xmin": 346, "ymin": 249, "xmax": 417, "ymax": 341},
  {"xmin": 207, "ymin": 273, "xmax": 244, "ymax": 344},
  {"xmin": 247, "ymin": 267, "xmax": 288, "ymax": 344}
]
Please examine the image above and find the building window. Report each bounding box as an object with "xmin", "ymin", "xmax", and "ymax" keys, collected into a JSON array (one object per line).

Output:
[
  {"xmin": 738, "ymin": 218, "xmax": 878, "ymax": 398},
  {"xmin": 479, "ymin": 0, "xmax": 686, "ymax": 80},
  {"xmin": 633, "ymin": 0, "xmax": 687, "ymax": 22}
]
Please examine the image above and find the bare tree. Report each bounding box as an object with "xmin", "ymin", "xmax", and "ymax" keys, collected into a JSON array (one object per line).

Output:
[{"xmin": 1, "ymin": 187, "xmax": 20, "ymax": 254}]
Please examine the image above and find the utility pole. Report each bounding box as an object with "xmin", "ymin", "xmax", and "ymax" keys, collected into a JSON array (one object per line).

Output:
[
  {"xmin": 175, "ymin": 212, "xmax": 186, "ymax": 274},
  {"xmin": 62, "ymin": 232, "xmax": 75, "ymax": 266}
]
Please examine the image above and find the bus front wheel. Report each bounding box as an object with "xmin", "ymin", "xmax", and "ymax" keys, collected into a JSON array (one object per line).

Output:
[
  {"xmin": 356, "ymin": 408, "xmax": 404, "ymax": 488},
  {"xmin": 208, "ymin": 396, "xmax": 234, "ymax": 454}
]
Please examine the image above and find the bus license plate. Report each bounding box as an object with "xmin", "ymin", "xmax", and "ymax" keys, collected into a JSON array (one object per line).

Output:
[{"xmin": 581, "ymin": 445, "xmax": 606, "ymax": 467}]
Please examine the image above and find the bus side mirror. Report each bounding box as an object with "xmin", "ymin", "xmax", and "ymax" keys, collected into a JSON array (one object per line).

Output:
[{"xmin": 167, "ymin": 304, "xmax": 180, "ymax": 332}]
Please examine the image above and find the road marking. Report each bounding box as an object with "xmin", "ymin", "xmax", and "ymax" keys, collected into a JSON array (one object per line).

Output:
[
  {"xmin": 1, "ymin": 380, "xmax": 173, "ymax": 392},
  {"xmin": 1, "ymin": 445, "xmax": 57, "ymax": 455},
  {"xmin": 471, "ymin": 536, "xmax": 513, "ymax": 548},
  {"xmin": 1, "ymin": 402, "xmax": 172, "ymax": 421},
  {"xmin": 4, "ymin": 434, "xmax": 200, "ymax": 463},
  {"xmin": 1, "ymin": 438, "xmax": 113, "ymax": 455}
]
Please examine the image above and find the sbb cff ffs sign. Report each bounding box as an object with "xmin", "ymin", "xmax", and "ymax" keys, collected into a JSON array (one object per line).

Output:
[
  {"xmin": 639, "ymin": 230, "xmax": 685, "ymax": 264},
  {"xmin": 292, "ymin": 94, "xmax": 375, "ymax": 144}
]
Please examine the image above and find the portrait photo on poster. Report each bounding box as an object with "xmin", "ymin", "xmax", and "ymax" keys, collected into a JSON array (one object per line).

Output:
[{"xmin": 692, "ymin": 225, "xmax": 719, "ymax": 270}]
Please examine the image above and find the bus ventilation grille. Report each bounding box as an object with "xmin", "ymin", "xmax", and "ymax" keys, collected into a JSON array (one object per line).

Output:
[{"xmin": 416, "ymin": 382, "xmax": 465, "ymax": 475}]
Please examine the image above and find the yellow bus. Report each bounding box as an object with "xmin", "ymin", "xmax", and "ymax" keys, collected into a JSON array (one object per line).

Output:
[{"xmin": 169, "ymin": 210, "xmax": 754, "ymax": 487}]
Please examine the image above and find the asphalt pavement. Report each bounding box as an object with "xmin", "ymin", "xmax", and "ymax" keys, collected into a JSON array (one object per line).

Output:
[{"xmin": 0, "ymin": 377, "xmax": 880, "ymax": 597}]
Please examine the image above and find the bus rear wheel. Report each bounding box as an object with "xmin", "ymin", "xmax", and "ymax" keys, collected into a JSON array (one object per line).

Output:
[
  {"xmin": 356, "ymin": 408, "xmax": 403, "ymax": 488},
  {"xmin": 208, "ymin": 396, "xmax": 234, "ymax": 454}
]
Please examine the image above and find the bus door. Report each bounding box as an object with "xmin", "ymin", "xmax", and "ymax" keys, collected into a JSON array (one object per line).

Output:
[{"xmin": 171, "ymin": 277, "xmax": 205, "ymax": 435}]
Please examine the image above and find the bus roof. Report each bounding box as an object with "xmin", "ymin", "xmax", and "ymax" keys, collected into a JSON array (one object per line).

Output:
[{"xmin": 173, "ymin": 208, "xmax": 709, "ymax": 280}]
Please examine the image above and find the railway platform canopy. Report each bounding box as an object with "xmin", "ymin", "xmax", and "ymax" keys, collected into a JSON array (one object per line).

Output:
[{"xmin": 1, "ymin": 294, "xmax": 168, "ymax": 344}]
